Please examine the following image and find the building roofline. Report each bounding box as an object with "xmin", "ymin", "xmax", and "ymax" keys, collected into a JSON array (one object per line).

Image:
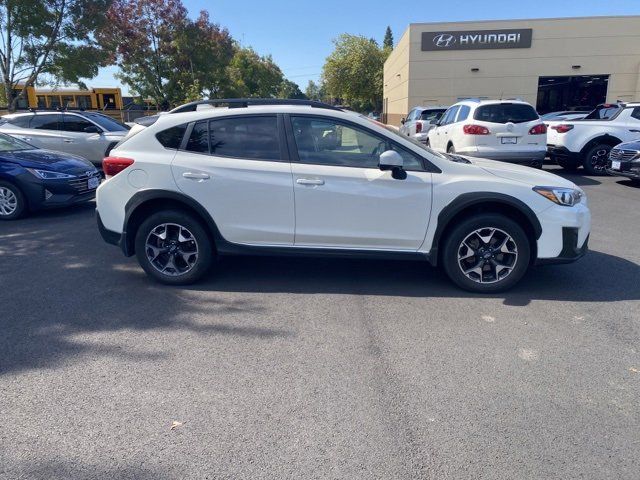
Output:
[{"xmin": 407, "ymin": 14, "xmax": 640, "ymax": 28}]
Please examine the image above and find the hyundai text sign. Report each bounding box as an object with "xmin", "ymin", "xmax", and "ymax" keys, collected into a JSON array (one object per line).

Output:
[{"xmin": 422, "ymin": 29, "xmax": 533, "ymax": 51}]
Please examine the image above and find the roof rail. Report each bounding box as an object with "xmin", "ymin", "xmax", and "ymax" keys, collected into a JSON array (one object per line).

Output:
[{"xmin": 170, "ymin": 98, "xmax": 343, "ymax": 114}]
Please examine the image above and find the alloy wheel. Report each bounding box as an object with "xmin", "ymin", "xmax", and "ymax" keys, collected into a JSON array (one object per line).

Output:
[
  {"xmin": 0, "ymin": 187, "xmax": 18, "ymax": 216},
  {"xmin": 457, "ymin": 227, "xmax": 518, "ymax": 284},
  {"xmin": 145, "ymin": 223, "xmax": 199, "ymax": 276},
  {"xmin": 589, "ymin": 148, "xmax": 610, "ymax": 173}
]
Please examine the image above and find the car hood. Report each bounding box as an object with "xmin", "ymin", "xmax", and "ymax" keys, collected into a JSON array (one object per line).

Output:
[
  {"xmin": 616, "ymin": 140, "xmax": 640, "ymax": 150},
  {"xmin": 0, "ymin": 149, "xmax": 96, "ymax": 174},
  {"xmin": 468, "ymin": 157, "xmax": 578, "ymax": 189}
]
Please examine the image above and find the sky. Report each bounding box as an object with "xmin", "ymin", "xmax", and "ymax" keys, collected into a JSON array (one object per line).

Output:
[{"xmin": 90, "ymin": 0, "xmax": 640, "ymax": 96}]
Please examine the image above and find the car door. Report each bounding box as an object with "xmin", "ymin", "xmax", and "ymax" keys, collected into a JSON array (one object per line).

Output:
[
  {"xmin": 60, "ymin": 113, "xmax": 106, "ymax": 163},
  {"xmin": 430, "ymin": 107, "xmax": 455, "ymax": 151},
  {"xmin": 287, "ymin": 115, "xmax": 432, "ymax": 250},
  {"xmin": 400, "ymin": 109, "xmax": 414, "ymax": 135},
  {"xmin": 18, "ymin": 114, "xmax": 63, "ymax": 151},
  {"xmin": 437, "ymin": 106, "xmax": 460, "ymax": 152},
  {"xmin": 621, "ymin": 107, "xmax": 640, "ymax": 141},
  {"xmin": 171, "ymin": 114, "xmax": 295, "ymax": 246}
]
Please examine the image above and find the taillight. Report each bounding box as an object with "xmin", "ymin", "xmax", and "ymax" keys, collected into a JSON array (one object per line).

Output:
[
  {"xmin": 103, "ymin": 156, "xmax": 135, "ymax": 178},
  {"xmin": 529, "ymin": 124, "xmax": 547, "ymax": 135},
  {"xmin": 463, "ymin": 124, "xmax": 490, "ymax": 135},
  {"xmin": 551, "ymin": 124, "xmax": 574, "ymax": 134},
  {"xmin": 415, "ymin": 122, "xmax": 422, "ymax": 134}
]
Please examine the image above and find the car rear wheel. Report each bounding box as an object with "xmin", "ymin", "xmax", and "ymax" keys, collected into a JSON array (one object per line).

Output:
[
  {"xmin": 442, "ymin": 214, "xmax": 531, "ymax": 293},
  {"xmin": 134, "ymin": 210, "xmax": 213, "ymax": 285},
  {"xmin": 0, "ymin": 181, "xmax": 26, "ymax": 220},
  {"xmin": 583, "ymin": 144, "xmax": 612, "ymax": 176},
  {"xmin": 447, "ymin": 144, "xmax": 456, "ymax": 154}
]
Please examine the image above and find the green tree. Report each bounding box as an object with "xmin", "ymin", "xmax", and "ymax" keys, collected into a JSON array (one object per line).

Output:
[
  {"xmin": 383, "ymin": 26, "xmax": 394, "ymax": 50},
  {"xmin": 0, "ymin": 0, "xmax": 112, "ymax": 111},
  {"xmin": 304, "ymin": 80, "xmax": 325, "ymax": 101},
  {"xmin": 223, "ymin": 47, "xmax": 285, "ymax": 98},
  {"xmin": 277, "ymin": 79, "xmax": 305, "ymax": 99},
  {"xmin": 99, "ymin": 0, "xmax": 188, "ymax": 110},
  {"xmin": 322, "ymin": 34, "xmax": 386, "ymax": 112}
]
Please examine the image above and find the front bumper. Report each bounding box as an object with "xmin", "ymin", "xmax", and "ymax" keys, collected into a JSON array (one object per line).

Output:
[
  {"xmin": 535, "ymin": 202, "xmax": 590, "ymax": 263},
  {"xmin": 17, "ymin": 171, "xmax": 100, "ymax": 211},
  {"xmin": 606, "ymin": 159, "xmax": 640, "ymax": 180},
  {"xmin": 536, "ymin": 228, "xmax": 589, "ymax": 265}
]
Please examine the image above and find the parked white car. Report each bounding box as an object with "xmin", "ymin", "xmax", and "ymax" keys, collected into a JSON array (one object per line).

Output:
[
  {"xmin": 399, "ymin": 106, "xmax": 447, "ymax": 144},
  {"xmin": 547, "ymin": 103, "xmax": 640, "ymax": 175},
  {"xmin": 427, "ymin": 99, "xmax": 547, "ymax": 168},
  {"xmin": 96, "ymin": 99, "xmax": 590, "ymax": 293},
  {"xmin": 0, "ymin": 110, "xmax": 129, "ymax": 167}
]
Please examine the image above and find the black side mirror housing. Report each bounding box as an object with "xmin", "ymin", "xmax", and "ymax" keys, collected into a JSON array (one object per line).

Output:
[{"xmin": 400, "ymin": 118, "xmax": 406, "ymax": 125}]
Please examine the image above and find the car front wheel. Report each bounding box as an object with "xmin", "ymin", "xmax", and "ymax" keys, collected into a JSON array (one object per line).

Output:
[
  {"xmin": 0, "ymin": 181, "xmax": 26, "ymax": 220},
  {"xmin": 442, "ymin": 214, "xmax": 530, "ymax": 293},
  {"xmin": 583, "ymin": 144, "xmax": 612, "ymax": 175},
  {"xmin": 134, "ymin": 210, "xmax": 213, "ymax": 285}
]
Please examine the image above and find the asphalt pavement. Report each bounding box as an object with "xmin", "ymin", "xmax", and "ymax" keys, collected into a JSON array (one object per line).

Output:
[{"xmin": 1, "ymin": 166, "xmax": 639, "ymax": 479}]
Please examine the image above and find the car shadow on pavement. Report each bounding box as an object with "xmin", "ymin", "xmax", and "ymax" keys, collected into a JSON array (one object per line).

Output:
[
  {"xmin": 194, "ymin": 249, "xmax": 640, "ymax": 306},
  {"xmin": 0, "ymin": 207, "xmax": 293, "ymax": 377},
  {"xmin": 547, "ymin": 170, "xmax": 602, "ymax": 186},
  {"xmin": 616, "ymin": 179, "xmax": 640, "ymax": 189}
]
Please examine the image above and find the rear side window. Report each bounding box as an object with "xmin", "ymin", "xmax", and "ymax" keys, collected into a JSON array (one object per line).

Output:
[
  {"xmin": 156, "ymin": 125, "xmax": 187, "ymax": 149},
  {"xmin": 30, "ymin": 114, "xmax": 63, "ymax": 130},
  {"xmin": 209, "ymin": 116, "xmax": 280, "ymax": 160},
  {"xmin": 631, "ymin": 107, "xmax": 640, "ymax": 121},
  {"xmin": 186, "ymin": 121, "xmax": 209, "ymax": 153},
  {"xmin": 474, "ymin": 104, "xmax": 538, "ymax": 124}
]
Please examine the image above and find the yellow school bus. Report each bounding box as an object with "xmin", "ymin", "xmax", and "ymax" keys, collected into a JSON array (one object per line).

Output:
[{"xmin": 10, "ymin": 86, "xmax": 124, "ymax": 110}]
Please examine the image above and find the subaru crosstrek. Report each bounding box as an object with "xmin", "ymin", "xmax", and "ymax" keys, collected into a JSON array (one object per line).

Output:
[{"xmin": 96, "ymin": 99, "xmax": 590, "ymax": 293}]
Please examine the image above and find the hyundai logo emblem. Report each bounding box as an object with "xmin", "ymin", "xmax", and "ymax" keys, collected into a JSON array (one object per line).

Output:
[{"xmin": 433, "ymin": 33, "xmax": 456, "ymax": 48}]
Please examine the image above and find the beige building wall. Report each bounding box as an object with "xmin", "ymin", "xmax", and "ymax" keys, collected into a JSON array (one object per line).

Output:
[{"xmin": 383, "ymin": 16, "xmax": 640, "ymax": 126}]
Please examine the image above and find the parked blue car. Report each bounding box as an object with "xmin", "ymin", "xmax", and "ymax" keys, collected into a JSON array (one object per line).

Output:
[{"xmin": 0, "ymin": 133, "xmax": 100, "ymax": 220}]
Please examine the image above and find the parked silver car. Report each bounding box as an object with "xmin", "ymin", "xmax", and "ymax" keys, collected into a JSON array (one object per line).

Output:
[
  {"xmin": 0, "ymin": 111, "xmax": 129, "ymax": 167},
  {"xmin": 399, "ymin": 106, "xmax": 447, "ymax": 144}
]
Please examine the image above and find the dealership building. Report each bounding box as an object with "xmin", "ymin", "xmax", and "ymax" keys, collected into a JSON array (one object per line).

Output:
[{"xmin": 383, "ymin": 16, "xmax": 640, "ymax": 125}]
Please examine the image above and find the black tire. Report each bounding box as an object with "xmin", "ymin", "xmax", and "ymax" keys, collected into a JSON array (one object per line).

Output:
[
  {"xmin": 0, "ymin": 180, "xmax": 27, "ymax": 220},
  {"xmin": 582, "ymin": 144, "xmax": 612, "ymax": 176},
  {"xmin": 556, "ymin": 157, "xmax": 579, "ymax": 171},
  {"xmin": 134, "ymin": 209, "xmax": 213, "ymax": 285},
  {"xmin": 441, "ymin": 214, "xmax": 531, "ymax": 293},
  {"xmin": 447, "ymin": 144, "xmax": 456, "ymax": 154}
]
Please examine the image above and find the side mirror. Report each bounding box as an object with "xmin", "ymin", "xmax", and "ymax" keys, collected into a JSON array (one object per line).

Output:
[
  {"xmin": 379, "ymin": 150, "xmax": 407, "ymax": 180},
  {"xmin": 84, "ymin": 125, "xmax": 100, "ymax": 133},
  {"xmin": 400, "ymin": 118, "xmax": 406, "ymax": 125}
]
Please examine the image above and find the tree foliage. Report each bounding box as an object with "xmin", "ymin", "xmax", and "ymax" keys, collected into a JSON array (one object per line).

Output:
[
  {"xmin": 305, "ymin": 80, "xmax": 325, "ymax": 101},
  {"xmin": 0, "ymin": 0, "xmax": 112, "ymax": 111},
  {"xmin": 383, "ymin": 26, "xmax": 394, "ymax": 50},
  {"xmin": 322, "ymin": 34, "xmax": 386, "ymax": 112}
]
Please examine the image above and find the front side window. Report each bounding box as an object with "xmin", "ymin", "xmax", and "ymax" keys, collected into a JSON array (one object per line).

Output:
[
  {"xmin": 474, "ymin": 103, "xmax": 539, "ymax": 124},
  {"xmin": 291, "ymin": 116, "xmax": 423, "ymax": 170},
  {"xmin": 0, "ymin": 133, "xmax": 33, "ymax": 151},
  {"xmin": 30, "ymin": 114, "xmax": 63, "ymax": 130},
  {"xmin": 441, "ymin": 106, "xmax": 460, "ymax": 126},
  {"xmin": 62, "ymin": 115, "xmax": 95, "ymax": 133}
]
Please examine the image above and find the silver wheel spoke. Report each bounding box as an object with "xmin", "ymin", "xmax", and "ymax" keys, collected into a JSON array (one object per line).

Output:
[
  {"xmin": 457, "ymin": 227, "xmax": 518, "ymax": 285},
  {"xmin": 145, "ymin": 222, "xmax": 199, "ymax": 277}
]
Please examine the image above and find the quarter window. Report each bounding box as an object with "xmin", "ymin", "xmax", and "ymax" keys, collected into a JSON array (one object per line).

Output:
[
  {"xmin": 630, "ymin": 107, "xmax": 640, "ymax": 121},
  {"xmin": 156, "ymin": 125, "xmax": 187, "ymax": 149}
]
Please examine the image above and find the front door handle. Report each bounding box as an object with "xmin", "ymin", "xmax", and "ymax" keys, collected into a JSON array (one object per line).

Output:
[
  {"xmin": 296, "ymin": 178, "xmax": 324, "ymax": 186},
  {"xmin": 182, "ymin": 172, "xmax": 210, "ymax": 181},
  {"xmin": 629, "ymin": 129, "xmax": 640, "ymax": 133},
  {"xmin": 63, "ymin": 139, "xmax": 74, "ymax": 143}
]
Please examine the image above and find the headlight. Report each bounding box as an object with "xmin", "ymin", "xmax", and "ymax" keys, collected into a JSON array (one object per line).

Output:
[
  {"xmin": 27, "ymin": 168, "xmax": 76, "ymax": 180},
  {"xmin": 533, "ymin": 186, "xmax": 583, "ymax": 207}
]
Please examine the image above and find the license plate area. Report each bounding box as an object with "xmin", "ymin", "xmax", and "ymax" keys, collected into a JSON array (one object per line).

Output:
[
  {"xmin": 501, "ymin": 137, "xmax": 518, "ymax": 145},
  {"xmin": 611, "ymin": 160, "xmax": 621, "ymax": 170}
]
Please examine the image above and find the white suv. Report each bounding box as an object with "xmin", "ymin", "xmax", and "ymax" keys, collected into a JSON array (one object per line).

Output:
[
  {"xmin": 399, "ymin": 106, "xmax": 447, "ymax": 143},
  {"xmin": 96, "ymin": 99, "xmax": 590, "ymax": 293},
  {"xmin": 427, "ymin": 99, "xmax": 547, "ymax": 168}
]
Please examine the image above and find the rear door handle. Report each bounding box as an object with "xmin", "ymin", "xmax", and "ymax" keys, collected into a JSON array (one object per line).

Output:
[
  {"xmin": 629, "ymin": 129, "xmax": 640, "ymax": 133},
  {"xmin": 296, "ymin": 178, "xmax": 324, "ymax": 186},
  {"xmin": 182, "ymin": 172, "xmax": 210, "ymax": 181},
  {"xmin": 63, "ymin": 138, "xmax": 74, "ymax": 143}
]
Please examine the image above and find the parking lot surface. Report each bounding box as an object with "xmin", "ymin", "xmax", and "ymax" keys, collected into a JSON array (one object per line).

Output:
[{"xmin": 1, "ymin": 167, "xmax": 639, "ymax": 479}]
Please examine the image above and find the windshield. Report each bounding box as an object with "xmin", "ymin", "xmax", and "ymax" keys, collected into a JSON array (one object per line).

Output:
[
  {"xmin": 0, "ymin": 133, "xmax": 35, "ymax": 152},
  {"xmin": 82, "ymin": 112, "xmax": 130, "ymax": 131}
]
